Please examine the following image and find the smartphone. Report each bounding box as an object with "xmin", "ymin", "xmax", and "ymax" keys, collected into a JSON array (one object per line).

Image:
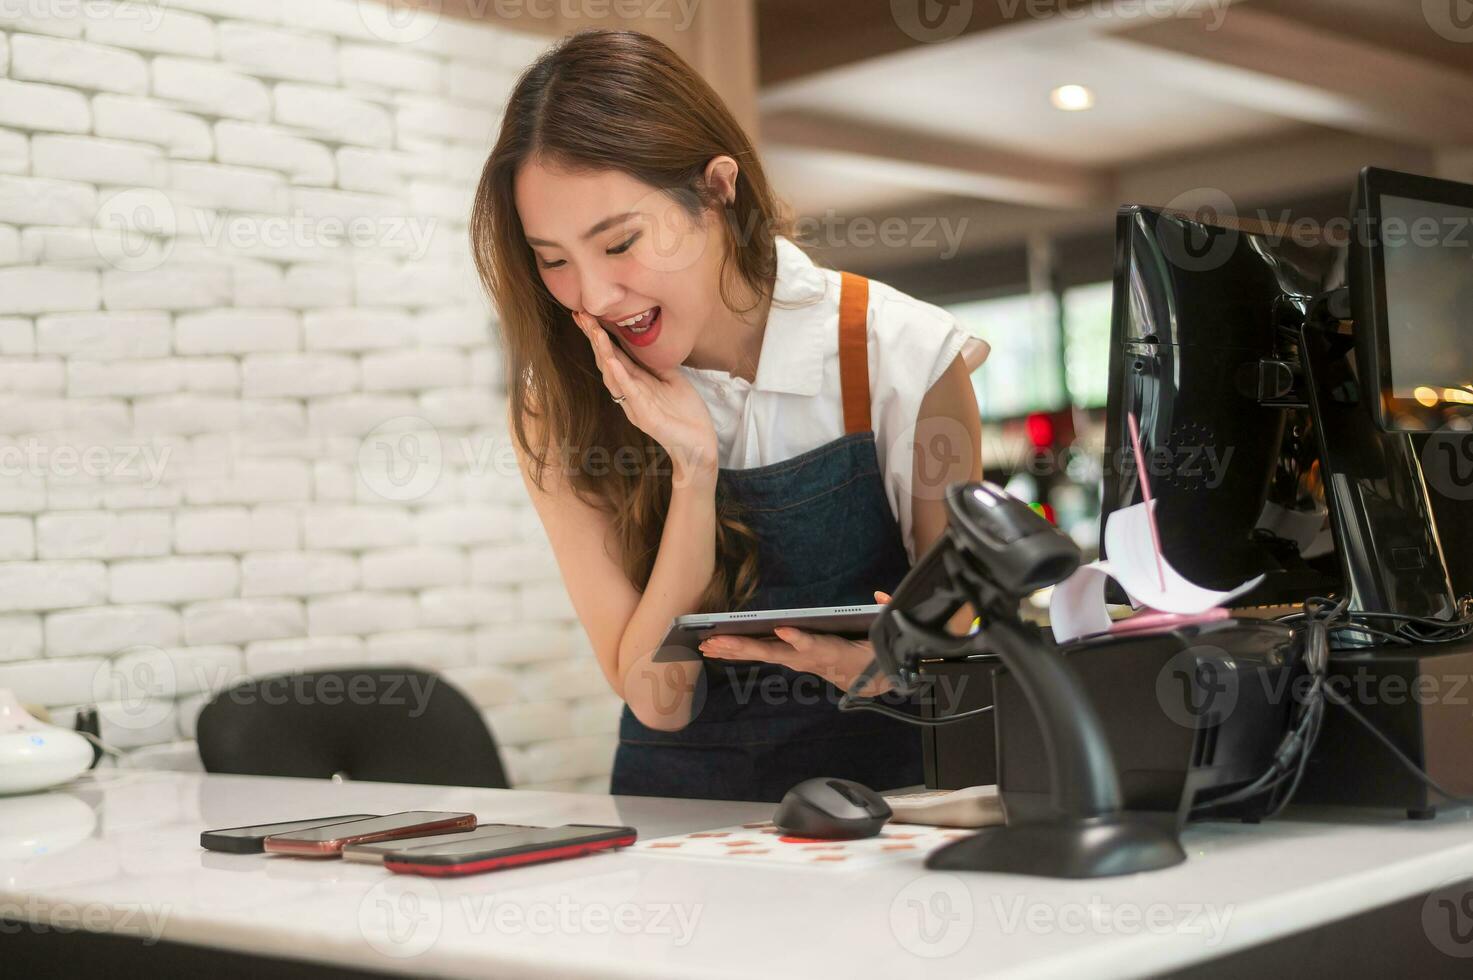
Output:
[
  {"xmin": 200, "ymin": 814, "xmax": 380, "ymax": 854},
  {"xmin": 263, "ymin": 810, "xmax": 478, "ymax": 857},
  {"xmin": 384, "ymin": 824, "xmax": 638, "ymax": 877},
  {"xmin": 342, "ymin": 824, "xmax": 539, "ymax": 865}
]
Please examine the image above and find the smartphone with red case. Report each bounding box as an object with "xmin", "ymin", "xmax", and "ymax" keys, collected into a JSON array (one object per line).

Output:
[
  {"xmin": 263, "ymin": 810, "xmax": 477, "ymax": 857},
  {"xmin": 383, "ymin": 824, "xmax": 637, "ymax": 877}
]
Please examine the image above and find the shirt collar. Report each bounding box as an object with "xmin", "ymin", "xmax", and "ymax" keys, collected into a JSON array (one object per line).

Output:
[{"xmin": 749, "ymin": 236, "xmax": 832, "ymax": 396}]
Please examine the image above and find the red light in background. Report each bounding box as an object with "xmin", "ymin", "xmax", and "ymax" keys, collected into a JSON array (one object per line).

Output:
[{"xmin": 1025, "ymin": 412, "xmax": 1055, "ymax": 448}]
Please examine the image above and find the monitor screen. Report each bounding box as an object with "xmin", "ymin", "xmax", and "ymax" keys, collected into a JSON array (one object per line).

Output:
[{"xmin": 1379, "ymin": 193, "xmax": 1473, "ymax": 405}]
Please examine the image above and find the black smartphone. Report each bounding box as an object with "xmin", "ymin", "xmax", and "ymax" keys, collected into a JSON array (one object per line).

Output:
[
  {"xmin": 200, "ymin": 814, "xmax": 380, "ymax": 854},
  {"xmin": 384, "ymin": 824, "xmax": 638, "ymax": 877}
]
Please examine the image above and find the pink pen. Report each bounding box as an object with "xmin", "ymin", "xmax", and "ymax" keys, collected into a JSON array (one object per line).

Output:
[{"xmin": 1126, "ymin": 411, "xmax": 1167, "ymax": 592}]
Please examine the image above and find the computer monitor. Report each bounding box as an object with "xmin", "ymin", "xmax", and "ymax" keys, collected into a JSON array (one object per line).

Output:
[{"xmin": 1350, "ymin": 167, "xmax": 1473, "ymax": 434}]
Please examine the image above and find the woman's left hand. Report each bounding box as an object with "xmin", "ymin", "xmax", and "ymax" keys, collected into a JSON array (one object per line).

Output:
[{"xmin": 699, "ymin": 591, "xmax": 894, "ymax": 697}]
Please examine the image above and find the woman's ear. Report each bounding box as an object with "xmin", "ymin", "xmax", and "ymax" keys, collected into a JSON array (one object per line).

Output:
[{"xmin": 703, "ymin": 155, "xmax": 740, "ymax": 207}]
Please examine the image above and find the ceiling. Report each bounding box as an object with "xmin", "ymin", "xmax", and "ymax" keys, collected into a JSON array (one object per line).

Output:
[{"xmin": 753, "ymin": 0, "xmax": 1473, "ymax": 274}]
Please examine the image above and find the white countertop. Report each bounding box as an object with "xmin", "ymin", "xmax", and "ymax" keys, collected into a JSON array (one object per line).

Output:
[{"xmin": 4, "ymin": 770, "xmax": 1473, "ymax": 979}]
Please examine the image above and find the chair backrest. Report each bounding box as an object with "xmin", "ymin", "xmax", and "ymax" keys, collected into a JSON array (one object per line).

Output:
[{"xmin": 195, "ymin": 666, "xmax": 509, "ymax": 789}]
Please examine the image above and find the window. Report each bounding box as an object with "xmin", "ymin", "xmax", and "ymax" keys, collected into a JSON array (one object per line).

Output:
[
  {"xmin": 1062, "ymin": 281, "xmax": 1113, "ymax": 409},
  {"xmin": 947, "ymin": 291, "xmax": 1064, "ymax": 421}
]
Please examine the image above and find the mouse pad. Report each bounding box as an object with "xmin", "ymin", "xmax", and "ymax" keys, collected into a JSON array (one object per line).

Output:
[{"xmin": 628, "ymin": 820, "xmax": 977, "ymax": 870}]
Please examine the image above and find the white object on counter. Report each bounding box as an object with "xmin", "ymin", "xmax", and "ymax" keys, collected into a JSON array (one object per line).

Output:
[
  {"xmin": 883, "ymin": 784, "xmax": 1006, "ymax": 828},
  {"xmin": 0, "ymin": 688, "xmax": 94, "ymax": 795}
]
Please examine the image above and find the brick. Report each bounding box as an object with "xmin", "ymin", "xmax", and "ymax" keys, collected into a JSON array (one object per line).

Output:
[
  {"xmin": 110, "ymin": 557, "xmax": 239, "ymax": 604},
  {"xmin": 243, "ymin": 635, "xmax": 364, "ymax": 676},
  {"xmin": 417, "ymin": 308, "xmax": 490, "ymax": 347},
  {"xmin": 10, "ymin": 34, "xmax": 148, "ymax": 94},
  {"xmin": 165, "ymin": 0, "xmax": 287, "ymax": 22},
  {"xmin": 131, "ymin": 394, "xmax": 298, "ymax": 436},
  {"xmin": 31, "ymin": 135, "xmax": 166, "ymax": 187},
  {"xmin": 364, "ymin": 628, "xmax": 471, "ymax": 670},
  {"xmin": 0, "ymin": 356, "xmax": 63, "ymax": 393},
  {"xmin": 470, "ymin": 541, "xmax": 559, "ymax": 586},
  {"xmin": 214, "ymin": 122, "xmax": 334, "ymax": 185},
  {"xmin": 484, "ymin": 700, "xmax": 568, "ymax": 747},
  {"xmin": 447, "ymin": 61, "xmax": 516, "ymax": 108},
  {"xmin": 273, "ymin": 83, "xmax": 392, "ymax": 148},
  {"xmin": 1, "ymin": 1, "xmax": 86, "ymax": 38},
  {"xmin": 441, "ymin": 664, "xmax": 518, "ymax": 708},
  {"xmin": 417, "ymin": 388, "xmax": 497, "ymax": 429},
  {"xmin": 281, "ymin": 265, "xmax": 352, "ymax": 308},
  {"xmin": 418, "ymin": 586, "xmax": 516, "ymax": 628},
  {"xmin": 0, "ymin": 129, "xmax": 26, "ymax": 175},
  {"xmin": 43, "ymin": 603, "xmax": 181, "ymax": 657},
  {"xmin": 0, "ymin": 267, "xmax": 101, "ymax": 315},
  {"xmin": 570, "ymin": 694, "xmax": 623, "ymax": 737},
  {"xmin": 307, "ymin": 591, "xmax": 418, "ymax": 635},
  {"xmin": 360, "ymin": 348, "xmax": 468, "ymax": 392},
  {"xmin": 0, "ymin": 318, "xmax": 33, "ymax": 355},
  {"xmin": 93, "ymin": 95, "xmax": 212, "ymax": 159},
  {"xmin": 179, "ymin": 357, "xmax": 240, "ymax": 392},
  {"xmin": 0, "ymin": 656, "xmax": 107, "ymax": 707},
  {"xmin": 152, "ymin": 57, "xmax": 270, "ymax": 122},
  {"xmin": 472, "ymin": 623, "xmax": 575, "ymax": 666},
  {"xmin": 0, "ymin": 79, "xmax": 90, "ymax": 132},
  {"xmin": 84, "ymin": 6, "xmax": 217, "ymax": 58},
  {"xmin": 414, "ymin": 506, "xmax": 518, "ymax": 548},
  {"xmin": 102, "ymin": 265, "xmax": 232, "ymax": 311},
  {"xmin": 67, "ymin": 358, "xmax": 182, "ymax": 397},
  {"xmin": 360, "ymin": 546, "xmax": 464, "ymax": 590},
  {"xmin": 95, "ymin": 697, "xmax": 180, "ymax": 750},
  {"xmin": 0, "ymin": 614, "xmax": 44, "ymax": 663},
  {"xmin": 303, "ymin": 309, "xmax": 415, "ymax": 350},
  {"xmin": 334, "ymin": 147, "xmax": 403, "ymax": 194},
  {"xmin": 339, "ymin": 44, "xmax": 441, "ymax": 93},
  {"xmin": 36, "ymin": 312, "xmax": 171, "ymax": 359},
  {"xmin": 354, "ymin": 261, "xmax": 471, "ymax": 307},
  {"xmin": 169, "ymin": 161, "xmax": 289, "ymax": 214},
  {"xmin": 175, "ymin": 309, "xmax": 300, "ymax": 354},
  {"xmin": 0, "ymin": 561, "xmax": 107, "ymax": 612},
  {"xmin": 240, "ymin": 353, "xmax": 357, "ymax": 398},
  {"xmin": 183, "ymin": 458, "xmax": 311, "ymax": 504},
  {"xmin": 519, "ymin": 734, "xmax": 617, "ymax": 783},
  {"xmin": 0, "ymin": 517, "xmax": 34, "ymax": 561},
  {"xmin": 182, "ymin": 597, "xmax": 303, "ymax": 645},
  {"xmin": 240, "ymin": 551, "xmax": 356, "ymax": 597},
  {"xmin": 36, "ymin": 511, "xmax": 171, "ymax": 560},
  {"xmin": 299, "ymin": 505, "xmax": 414, "ymax": 550},
  {"xmin": 217, "ymin": 21, "xmax": 337, "ymax": 84},
  {"xmin": 408, "ymin": 180, "xmax": 471, "ymax": 221},
  {"xmin": 0, "ymin": 174, "xmax": 97, "ymax": 226},
  {"xmin": 396, "ymin": 97, "xmax": 497, "ymax": 143}
]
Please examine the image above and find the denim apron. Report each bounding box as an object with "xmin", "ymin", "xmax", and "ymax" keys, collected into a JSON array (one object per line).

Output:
[{"xmin": 610, "ymin": 272, "xmax": 926, "ymax": 802}]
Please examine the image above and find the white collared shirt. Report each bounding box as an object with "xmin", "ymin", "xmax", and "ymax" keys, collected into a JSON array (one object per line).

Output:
[{"xmin": 678, "ymin": 237, "xmax": 987, "ymax": 565}]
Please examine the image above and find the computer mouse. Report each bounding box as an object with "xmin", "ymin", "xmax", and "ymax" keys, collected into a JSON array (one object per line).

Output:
[{"xmin": 773, "ymin": 777, "xmax": 892, "ymax": 840}]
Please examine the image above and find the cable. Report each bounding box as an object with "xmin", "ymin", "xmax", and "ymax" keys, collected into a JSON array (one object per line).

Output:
[
  {"xmin": 837, "ymin": 661, "xmax": 996, "ymax": 726},
  {"xmin": 1321, "ymin": 686, "xmax": 1473, "ymax": 808}
]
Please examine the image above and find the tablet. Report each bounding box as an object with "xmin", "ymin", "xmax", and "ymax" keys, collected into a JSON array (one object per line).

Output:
[{"xmin": 651, "ymin": 603, "xmax": 883, "ymax": 662}]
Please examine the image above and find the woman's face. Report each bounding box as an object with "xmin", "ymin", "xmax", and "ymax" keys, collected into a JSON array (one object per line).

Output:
[{"xmin": 515, "ymin": 157, "xmax": 729, "ymax": 374}]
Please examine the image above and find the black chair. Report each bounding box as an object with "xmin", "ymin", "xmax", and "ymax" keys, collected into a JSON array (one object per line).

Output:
[{"xmin": 195, "ymin": 666, "xmax": 509, "ymax": 789}]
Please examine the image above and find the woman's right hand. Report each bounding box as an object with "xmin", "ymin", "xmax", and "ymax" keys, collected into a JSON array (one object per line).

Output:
[{"xmin": 573, "ymin": 310, "xmax": 720, "ymax": 481}]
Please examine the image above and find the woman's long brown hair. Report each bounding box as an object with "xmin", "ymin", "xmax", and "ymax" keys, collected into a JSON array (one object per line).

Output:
[{"xmin": 471, "ymin": 29, "xmax": 791, "ymax": 613}]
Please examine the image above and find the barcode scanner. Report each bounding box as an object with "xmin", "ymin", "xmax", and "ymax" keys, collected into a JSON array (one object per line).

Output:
[{"xmin": 867, "ymin": 481, "xmax": 1187, "ymax": 879}]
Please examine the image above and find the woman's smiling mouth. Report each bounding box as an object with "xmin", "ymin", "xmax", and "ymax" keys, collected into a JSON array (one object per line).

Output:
[{"xmin": 601, "ymin": 306, "xmax": 662, "ymax": 347}]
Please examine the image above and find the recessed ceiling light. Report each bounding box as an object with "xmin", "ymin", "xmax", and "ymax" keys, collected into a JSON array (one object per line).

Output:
[{"xmin": 1050, "ymin": 84, "xmax": 1095, "ymax": 112}]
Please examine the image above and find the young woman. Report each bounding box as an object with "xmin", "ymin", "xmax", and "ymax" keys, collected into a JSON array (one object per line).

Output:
[{"xmin": 472, "ymin": 29, "xmax": 988, "ymax": 803}]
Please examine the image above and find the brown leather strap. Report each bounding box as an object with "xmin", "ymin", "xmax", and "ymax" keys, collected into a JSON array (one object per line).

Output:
[{"xmin": 838, "ymin": 271, "xmax": 871, "ymax": 435}]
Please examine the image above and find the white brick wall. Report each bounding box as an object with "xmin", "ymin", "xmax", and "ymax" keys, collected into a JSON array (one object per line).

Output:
[{"xmin": 0, "ymin": 5, "xmax": 616, "ymax": 792}]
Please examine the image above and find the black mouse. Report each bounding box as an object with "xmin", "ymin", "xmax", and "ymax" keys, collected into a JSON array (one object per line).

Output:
[{"xmin": 773, "ymin": 777, "xmax": 892, "ymax": 840}]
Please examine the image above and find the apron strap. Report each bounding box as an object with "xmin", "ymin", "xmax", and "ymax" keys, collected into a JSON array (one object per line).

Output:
[{"xmin": 838, "ymin": 271, "xmax": 871, "ymax": 434}]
